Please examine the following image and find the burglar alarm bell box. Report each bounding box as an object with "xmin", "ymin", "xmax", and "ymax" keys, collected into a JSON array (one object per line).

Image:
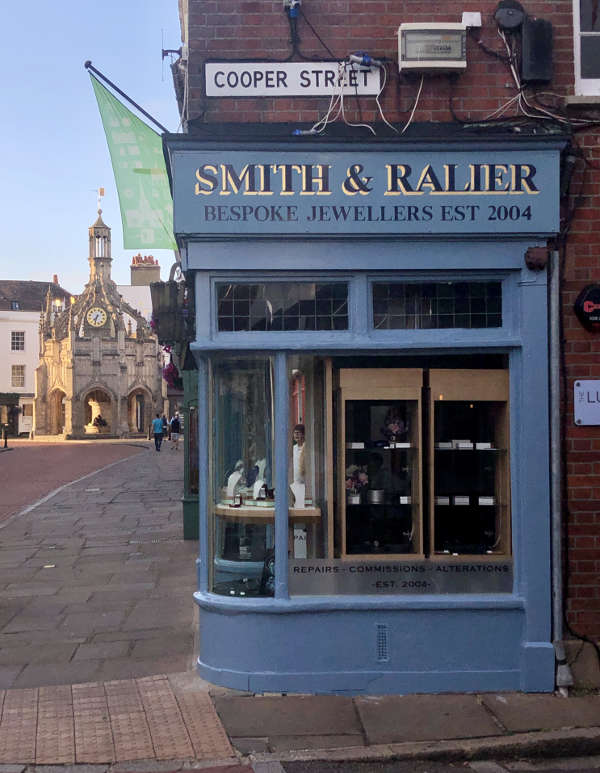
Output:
[{"xmin": 398, "ymin": 23, "xmax": 467, "ymax": 73}]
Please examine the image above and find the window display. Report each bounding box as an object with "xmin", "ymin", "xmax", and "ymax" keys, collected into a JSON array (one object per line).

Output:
[
  {"xmin": 336, "ymin": 369, "xmax": 423, "ymax": 557},
  {"xmin": 211, "ymin": 357, "xmax": 275, "ymax": 596},
  {"xmin": 429, "ymin": 369, "xmax": 510, "ymax": 556},
  {"xmin": 209, "ymin": 358, "xmax": 512, "ymax": 598}
]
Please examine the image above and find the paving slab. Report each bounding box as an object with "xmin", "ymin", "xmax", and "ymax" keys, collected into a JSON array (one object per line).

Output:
[
  {"xmin": 213, "ymin": 695, "xmax": 362, "ymax": 738},
  {"xmin": 481, "ymin": 693, "xmax": 600, "ymax": 732},
  {"xmin": 354, "ymin": 694, "xmax": 501, "ymax": 745},
  {"xmin": 267, "ymin": 734, "xmax": 365, "ymax": 752}
]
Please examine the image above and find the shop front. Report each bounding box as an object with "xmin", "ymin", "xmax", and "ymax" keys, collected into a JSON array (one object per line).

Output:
[{"xmin": 164, "ymin": 133, "xmax": 564, "ymax": 693}]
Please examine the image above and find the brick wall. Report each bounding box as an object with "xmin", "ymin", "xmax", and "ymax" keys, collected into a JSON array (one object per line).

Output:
[{"xmin": 183, "ymin": 0, "xmax": 600, "ymax": 639}]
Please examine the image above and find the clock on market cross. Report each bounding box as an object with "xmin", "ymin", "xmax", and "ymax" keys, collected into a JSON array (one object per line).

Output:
[{"xmin": 86, "ymin": 306, "xmax": 107, "ymax": 327}]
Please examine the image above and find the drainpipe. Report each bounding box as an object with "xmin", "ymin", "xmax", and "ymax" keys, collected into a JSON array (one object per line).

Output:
[{"xmin": 549, "ymin": 248, "xmax": 574, "ymax": 694}]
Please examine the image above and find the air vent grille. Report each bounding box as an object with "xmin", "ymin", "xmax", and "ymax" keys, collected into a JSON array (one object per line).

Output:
[{"xmin": 376, "ymin": 623, "xmax": 389, "ymax": 662}]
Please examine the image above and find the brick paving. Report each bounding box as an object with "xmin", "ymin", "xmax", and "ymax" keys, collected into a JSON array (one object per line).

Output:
[{"xmin": 0, "ymin": 675, "xmax": 233, "ymax": 765}]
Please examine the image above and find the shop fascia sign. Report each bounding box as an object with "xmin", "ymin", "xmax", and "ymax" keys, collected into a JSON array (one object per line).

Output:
[
  {"xmin": 205, "ymin": 61, "xmax": 381, "ymax": 97},
  {"xmin": 170, "ymin": 147, "xmax": 561, "ymax": 236}
]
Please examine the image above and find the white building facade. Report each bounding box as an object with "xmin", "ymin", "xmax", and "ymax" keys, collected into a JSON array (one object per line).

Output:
[{"xmin": 0, "ymin": 279, "xmax": 70, "ymax": 435}]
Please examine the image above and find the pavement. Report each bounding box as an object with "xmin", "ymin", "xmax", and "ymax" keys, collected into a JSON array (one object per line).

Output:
[{"xmin": 0, "ymin": 439, "xmax": 599, "ymax": 772}]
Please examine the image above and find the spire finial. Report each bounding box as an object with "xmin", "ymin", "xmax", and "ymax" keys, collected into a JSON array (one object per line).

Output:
[{"xmin": 97, "ymin": 186, "xmax": 105, "ymax": 213}]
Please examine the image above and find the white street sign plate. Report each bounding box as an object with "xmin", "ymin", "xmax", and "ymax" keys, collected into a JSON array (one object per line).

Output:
[{"xmin": 205, "ymin": 61, "xmax": 382, "ymax": 97}]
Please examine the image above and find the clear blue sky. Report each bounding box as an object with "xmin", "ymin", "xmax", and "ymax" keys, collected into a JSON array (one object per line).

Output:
[{"xmin": 0, "ymin": 0, "xmax": 182, "ymax": 292}]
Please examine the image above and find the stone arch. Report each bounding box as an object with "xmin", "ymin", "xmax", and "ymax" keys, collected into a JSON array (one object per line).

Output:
[
  {"xmin": 82, "ymin": 387, "xmax": 113, "ymax": 434},
  {"xmin": 48, "ymin": 388, "xmax": 67, "ymax": 436},
  {"xmin": 127, "ymin": 385, "xmax": 153, "ymax": 435}
]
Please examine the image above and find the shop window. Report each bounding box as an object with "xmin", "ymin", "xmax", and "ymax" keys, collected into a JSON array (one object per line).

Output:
[
  {"xmin": 208, "ymin": 356, "xmax": 512, "ymax": 598},
  {"xmin": 372, "ymin": 282, "xmax": 501, "ymax": 329},
  {"xmin": 11, "ymin": 365, "xmax": 25, "ymax": 388},
  {"xmin": 288, "ymin": 363, "xmax": 512, "ymax": 597},
  {"xmin": 10, "ymin": 301, "xmax": 20, "ymax": 310},
  {"xmin": 11, "ymin": 331, "xmax": 25, "ymax": 351},
  {"xmin": 287, "ymin": 357, "xmax": 327, "ymax": 562},
  {"xmin": 574, "ymin": 0, "xmax": 600, "ymax": 94},
  {"xmin": 216, "ymin": 282, "xmax": 348, "ymax": 331},
  {"xmin": 211, "ymin": 357, "xmax": 275, "ymax": 596}
]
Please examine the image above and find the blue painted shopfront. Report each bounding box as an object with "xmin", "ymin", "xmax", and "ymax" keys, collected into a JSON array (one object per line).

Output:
[{"xmin": 164, "ymin": 134, "xmax": 564, "ymax": 694}]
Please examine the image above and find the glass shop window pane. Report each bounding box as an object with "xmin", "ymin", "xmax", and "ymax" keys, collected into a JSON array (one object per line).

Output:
[
  {"xmin": 371, "ymin": 282, "xmax": 502, "ymax": 329},
  {"xmin": 343, "ymin": 398, "xmax": 420, "ymax": 557},
  {"xmin": 211, "ymin": 357, "xmax": 275, "ymax": 597},
  {"xmin": 432, "ymin": 386, "xmax": 510, "ymax": 557},
  {"xmin": 288, "ymin": 357, "xmax": 327, "ymax": 568},
  {"xmin": 216, "ymin": 282, "xmax": 348, "ymax": 331}
]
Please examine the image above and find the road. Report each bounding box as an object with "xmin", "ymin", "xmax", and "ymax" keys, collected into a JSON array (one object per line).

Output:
[
  {"xmin": 0, "ymin": 440, "xmax": 145, "ymax": 523},
  {"xmin": 280, "ymin": 757, "xmax": 600, "ymax": 772}
]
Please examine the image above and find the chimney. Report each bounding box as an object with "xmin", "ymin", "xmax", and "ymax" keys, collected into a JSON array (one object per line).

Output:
[
  {"xmin": 53, "ymin": 274, "xmax": 59, "ymax": 285},
  {"xmin": 130, "ymin": 254, "xmax": 161, "ymax": 286}
]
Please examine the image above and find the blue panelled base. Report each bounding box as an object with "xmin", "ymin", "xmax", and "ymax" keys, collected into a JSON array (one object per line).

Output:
[{"xmin": 194, "ymin": 599, "xmax": 554, "ymax": 694}]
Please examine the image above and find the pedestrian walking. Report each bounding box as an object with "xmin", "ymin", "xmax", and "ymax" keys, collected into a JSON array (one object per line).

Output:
[
  {"xmin": 161, "ymin": 413, "xmax": 169, "ymax": 439},
  {"xmin": 152, "ymin": 413, "xmax": 164, "ymax": 451},
  {"xmin": 170, "ymin": 412, "xmax": 181, "ymax": 451}
]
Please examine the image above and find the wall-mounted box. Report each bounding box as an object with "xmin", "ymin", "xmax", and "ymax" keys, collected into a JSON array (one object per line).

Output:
[{"xmin": 398, "ymin": 23, "xmax": 467, "ymax": 73}]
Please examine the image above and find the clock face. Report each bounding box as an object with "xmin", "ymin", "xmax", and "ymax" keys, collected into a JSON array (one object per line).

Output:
[{"xmin": 86, "ymin": 306, "xmax": 107, "ymax": 327}]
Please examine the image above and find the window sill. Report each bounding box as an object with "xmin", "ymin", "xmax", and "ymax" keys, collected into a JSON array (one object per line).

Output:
[{"xmin": 565, "ymin": 95, "xmax": 600, "ymax": 106}]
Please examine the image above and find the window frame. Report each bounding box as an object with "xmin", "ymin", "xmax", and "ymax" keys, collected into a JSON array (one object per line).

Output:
[
  {"xmin": 11, "ymin": 365, "xmax": 25, "ymax": 388},
  {"xmin": 573, "ymin": 0, "xmax": 600, "ymax": 96},
  {"xmin": 11, "ymin": 331, "xmax": 25, "ymax": 351}
]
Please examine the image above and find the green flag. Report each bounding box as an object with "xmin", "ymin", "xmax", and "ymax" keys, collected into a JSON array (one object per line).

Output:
[{"xmin": 90, "ymin": 74, "xmax": 176, "ymax": 250}]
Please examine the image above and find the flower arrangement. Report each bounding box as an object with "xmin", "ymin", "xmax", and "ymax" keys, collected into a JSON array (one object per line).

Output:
[
  {"xmin": 345, "ymin": 464, "xmax": 369, "ymax": 493},
  {"xmin": 381, "ymin": 406, "xmax": 407, "ymax": 442},
  {"xmin": 162, "ymin": 360, "xmax": 183, "ymax": 390}
]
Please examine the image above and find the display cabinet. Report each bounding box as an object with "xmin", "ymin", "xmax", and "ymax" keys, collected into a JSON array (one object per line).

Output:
[
  {"xmin": 336, "ymin": 369, "xmax": 423, "ymax": 557},
  {"xmin": 429, "ymin": 369, "xmax": 510, "ymax": 556}
]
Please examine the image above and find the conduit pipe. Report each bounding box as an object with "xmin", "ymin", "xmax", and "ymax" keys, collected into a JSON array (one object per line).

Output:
[{"xmin": 549, "ymin": 248, "xmax": 574, "ymax": 693}]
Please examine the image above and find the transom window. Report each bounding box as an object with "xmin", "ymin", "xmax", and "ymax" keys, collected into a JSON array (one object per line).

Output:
[
  {"xmin": 11, "ymin": 365, "xmax": 25, "ymax": 388},
  {"xmin": 11, "ymin": 331, "xmax": 25, "ymax": 351},
  {"xmin": 372, "ymin": 282, "xmax": 501, "ymax": 330},
  {"xmin": 217, "ymin": 282, "xmax": 348, "ymax": 331}
]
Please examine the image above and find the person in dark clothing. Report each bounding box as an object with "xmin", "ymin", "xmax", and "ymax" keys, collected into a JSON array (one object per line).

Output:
[{"xmin": 170, "ymin": 412, "xmax": 181, "ymax": 451}]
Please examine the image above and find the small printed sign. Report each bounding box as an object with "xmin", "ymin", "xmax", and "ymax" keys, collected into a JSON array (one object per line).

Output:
[
  {"xmin": 574, "ymin": 380, "xmax": 600, "ymax": 425},
  {"xmin": 205, "ymin": 61, "xmax": 382, "ymax": 97},
  {"xmin": 289, "ymin": 559, "xmax": 513, "ymax": 594},
  {"xmin": 574, "ymin": 285, "xmax": 600, "ymax": 331}
]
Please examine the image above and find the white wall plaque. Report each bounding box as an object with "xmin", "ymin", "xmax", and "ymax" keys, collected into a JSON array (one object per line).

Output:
[
  {"xmin": 574, "ymin": 380, "xmax": 600, "ymax": 425},
  {"xmin": 205, "ymin": 62, "xmax": 381, "ymax": 97}
]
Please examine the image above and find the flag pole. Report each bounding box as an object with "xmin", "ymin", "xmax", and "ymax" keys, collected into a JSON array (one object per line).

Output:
[{"xmin": 84, "ymin": 60, "xmax": 169, "ymax": 134}]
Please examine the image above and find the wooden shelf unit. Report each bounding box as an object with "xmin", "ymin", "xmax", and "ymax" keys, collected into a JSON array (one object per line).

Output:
[
  {"xmin": 429, "ymin": 369, "xmax": 511, "ymax": 558},
  {"xmin": 335, "ymin": 369, "xmax": 423, "ymax": 559}
]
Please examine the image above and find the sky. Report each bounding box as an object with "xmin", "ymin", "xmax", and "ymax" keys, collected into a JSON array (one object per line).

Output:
[{"xmin": 0, "ymin": 1, "xmax": 182, "ymax": 293}]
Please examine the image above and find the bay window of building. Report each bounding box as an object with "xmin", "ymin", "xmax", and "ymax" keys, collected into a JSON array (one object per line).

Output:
[{"xmin": 209, "ymin": 352, "xmax": 512, "ymax": 598}]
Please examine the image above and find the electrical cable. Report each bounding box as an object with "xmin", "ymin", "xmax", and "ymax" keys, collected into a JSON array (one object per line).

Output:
[
  {"xmin": 299, "ymin": 7, "xmax": 340, "ymax": 60},
  {"xmin": 401, "ymin": 75, "xmax": 424, "ymax": 134},
  {"xmin": 375, "ymin": 65, "xmax": 399, "ymax": 134}
]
